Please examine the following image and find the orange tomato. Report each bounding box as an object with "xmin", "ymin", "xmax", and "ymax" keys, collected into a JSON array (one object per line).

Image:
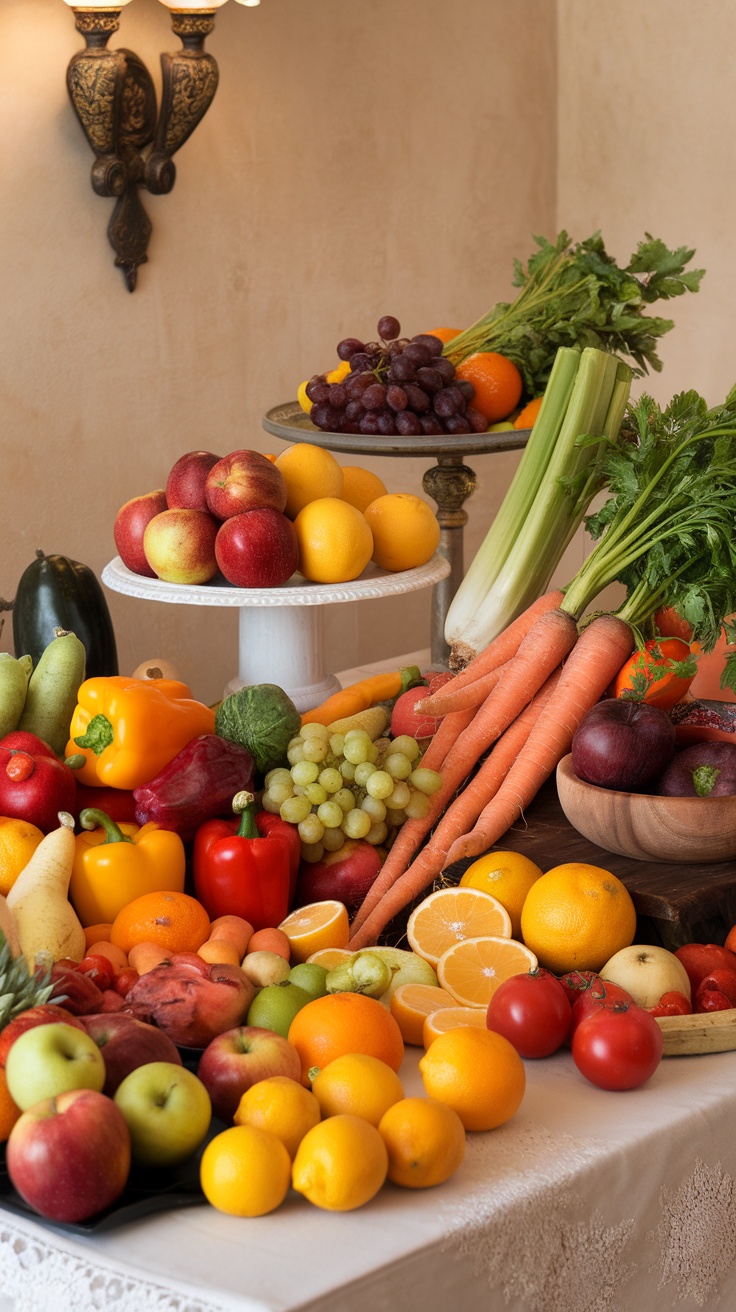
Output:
[{"xmin": 612, "ymin": 637, "xmax": 697, "ymax": 711}]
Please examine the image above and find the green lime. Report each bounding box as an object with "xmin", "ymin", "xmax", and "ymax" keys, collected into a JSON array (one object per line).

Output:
[
  {"xmin": 288, "ymin": 963, "xmax": 328, "ymax": 999},
  {"xmin": 246, "ymin": 982, "xmax": 311, "ymax": 1037}
]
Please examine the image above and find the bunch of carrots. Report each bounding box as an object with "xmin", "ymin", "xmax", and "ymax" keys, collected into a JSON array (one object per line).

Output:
[{"xmin": 348, "ymin": 385, "xmax": 736, "ymax": 949}]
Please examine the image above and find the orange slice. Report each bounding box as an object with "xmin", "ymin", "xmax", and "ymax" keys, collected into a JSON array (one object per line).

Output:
[
  {"xmin": 437, "ymin": 935, "xmax": 538, "ymax": 1008},
  {"xmin": 389, "ymin": 983, "xmax": 457, "ymax": 1045},
  {"xmin": 422, "ymin": 1007, "xmax": 488, "ymax": 1048},
  {"xmin": 406, "ymin": 887, "xmax": 512, "ymax": 968},
  {"xmin": 306, "ymin": 947, "xmax": 353, "ymax": 970},
  {"xmin": 278, "ymin": 900, "xmax": 350, "ymax": 964}
]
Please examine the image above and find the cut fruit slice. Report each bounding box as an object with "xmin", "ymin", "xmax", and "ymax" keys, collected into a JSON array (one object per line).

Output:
[
  {"xmin": 389, "ymin": 983, "xmax": 456, "ymax": 1046},
  {"xmin": 437, "ymin": 935, "xmax": 538, "ymax": 1009},
  {"xmin": 406, "ymin": 887, "xmax": 512, "ymax": 968},
  {"xmin": 278, "ymin": 900, "xmax": 350, "ymax": 965},
  {"xmin": 306, "ymin": 947, "xmax": 353, "ymax": 970},
  {"xmin": 422, "ymin": 1007, "xmax": 488, "ymax": 1048}
]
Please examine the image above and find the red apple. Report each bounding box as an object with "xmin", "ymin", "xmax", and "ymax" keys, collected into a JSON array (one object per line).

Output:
[
  {"xmin": 77, "ymin": 1012, "xmax": 183, "ymax": 1095},
  {"xmin": 196, "ymin": 1025, "xmax": 302, "ymax": 1123},
  {"xmin": 165, "ymin": 450, "xmax": 222, "ymax": 511},
  {"xmin": 205, "ymin": 450, "xmax": 288, "ymax": 521},
  {"xmin": 295, "ymin": 840, "xmax": 382, "ymax": 913},
  {"xmin": 113, "ymin": 490, "xmax": 169, "ymax": 577},
  {"xmin": 0, "ymin": 1004, "xmax": 86, "ymax": 1069},
  {"xmin": 7, "ymin": 1088, "xmax": 131, "ymax": 1223},
  {"xmin": 390, "ymin": 671, "xmax": 455, "ymax": 740},
  {"xmin": 123, "ymin": 953, "xmax": 256, "ymax": 1048},
  {"xmin": 215, "ymin": 508, "xmax": 299, "ymax": 588},
  {"xmin": 143, "ymin": 508, "xmax": 219, "ymax": 585}
]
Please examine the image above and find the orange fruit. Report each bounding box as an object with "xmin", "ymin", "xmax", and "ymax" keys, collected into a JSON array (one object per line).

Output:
[
  {"xmin": 390, "ymin": 983, "xmax": 457, "ymax": 1045},
  {"xmin": 422, "ymin": 1007, "xmax": 488, "ymax": 1048},
  {"xmin": 340, "ymin": 466, "xmax": 388, "ymax": 514},
  {"xmin": 287, "ymin": 992, "xmax": 404, "ymax": 1083},
  {"xmin": 419, "ymin": 1026, "xmax": 525, "ymax": 1131},
  {"xmin": 278, "ymin": 900, "xmax": 349, "ymax": 964},
  {"xmin": 83, "ymin": 923, "xmax": 113, "ymax": 949},
  {"xmin": 459, "ymin": 850, "xmax": 543, "ymax": 939},
  {"xmin": 514, "ymin": 396, "xmax": 544, "ymax": 429},
  {"xmin": 424, "ymin": 327, "xmax": 461, "ymax": 344},
  {"xmin": 110, "ymin": 891, "xmax": 210, "ymax": 956},
  {"xmin": 293, "ymin": 497, "xmax": 373, "ymax": 584},
  {"xmin": 0, "ymin": 818, "xmax": 44, "ymax": 897},
  {"xmin": 363, "ymin": 494, "xmax": 440, "ymax": 572},
  {"xmin": 0, "ymin": 1068, "xmax": 21, "ymax": 1143},
  {"xmin": 454, "ymin": 352, "xmax": 523, "ymax": 423},
  {"xmin": 520, "ymin": 862, "xmax": 637, "ymax": 974},
  {"xmin": 306, "ymin": 946, "xmax": 353, "ymax": 969},
  {"xmin": 378, "ymin": 1096, "xmax": 466, "ymax": 1188},
  {"xmin": 275, "ymin": 444, "xmax": 344, "ymax": 519},
  {"xmin": 437, "ymin": 936, "xmax": 538, "ymax": 1008},
  {"xmin": 310, "ymin": 1053, "xmax": 404, "ymax": 1126},
  {"xmin": 406, "ymin": 887, "xmax": 512, "ymax": 968}
]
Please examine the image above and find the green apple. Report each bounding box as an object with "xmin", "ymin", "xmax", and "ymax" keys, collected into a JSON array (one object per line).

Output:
[
  {"xmin": 5, "ymin": 1022, "xmax": 106, "ymax": 1111},
  {"xmin": 113, "ymin": 1061, "xmax": 212, "ymax": 1167}
]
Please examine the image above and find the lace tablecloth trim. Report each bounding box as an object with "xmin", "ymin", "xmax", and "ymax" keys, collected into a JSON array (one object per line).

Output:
[
  {"xmin": 0, "ymin": 1216, "xmax": 253, "ymax": 1312},
  {"xmin": 647, "ymin": 1157, "xmax": 736, "ymax": 1308}
]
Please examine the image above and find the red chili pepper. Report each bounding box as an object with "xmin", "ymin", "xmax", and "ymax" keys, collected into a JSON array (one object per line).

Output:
[
  {"xmin": 192, "ymin": 791, "xmax": 292, "ymax": 932},
  {"xmin": 648, "ymin": 990, "xmax": 692, "ymax": 1017},
  {"xmin": 695, "ymin": 989, "xmax": 735, "ymax": 1013},
  {"xmin": 696, "ymin": 968, "xmax": 736, "ymax": 1008}
]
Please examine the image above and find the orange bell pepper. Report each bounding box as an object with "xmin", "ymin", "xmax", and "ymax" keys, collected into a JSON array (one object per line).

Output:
[
  {"xmin": 66, "ymin": 677, "xmax": 215, "ymax": 791},
  {"xmin": 612, "ymin": 637, "xmax": 698, "ymax": 711}
]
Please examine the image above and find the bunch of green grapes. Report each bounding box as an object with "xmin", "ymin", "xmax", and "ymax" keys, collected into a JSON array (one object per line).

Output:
[{"xmin": 261, "ymin": 723, "xmax": 443, "ymax": 863}]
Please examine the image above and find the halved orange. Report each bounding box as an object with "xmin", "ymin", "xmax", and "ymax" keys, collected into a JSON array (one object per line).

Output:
[
  {"xmin": 278, "ymin": 901, "xmax": 350, "ymax": 964},
  {"xmin": 306, "ymin": 947, "xmax": 353, "ymax": 970},
  {"xmin": 437, "ymin": 936, "xmax": 538, "ymax": 1008},
  {"xmin": 406, "ymin": 887, "xmax": 512, "ymax": 968},
  {"xmin": 422, "ymin": 1007, "xmax": 488, "ymax": 1048},
  {"xmin": 389, "ymin": 983, "xmax": 457, "ymax": 1046}
]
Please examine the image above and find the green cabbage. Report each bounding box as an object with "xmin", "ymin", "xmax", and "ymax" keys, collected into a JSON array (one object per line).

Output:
[{"xmin": 215, "ymin": 683, "xmax": 301, "ymax": 776}]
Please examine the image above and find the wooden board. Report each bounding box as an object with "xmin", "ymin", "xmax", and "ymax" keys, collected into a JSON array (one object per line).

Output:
[
  {"xmin": 443, "ymin": 778, "xmax": 736, "ymax": 952},
  {"xmin": 656, "ymin": 1008, "xmax": 736, "ymax": 1056}
]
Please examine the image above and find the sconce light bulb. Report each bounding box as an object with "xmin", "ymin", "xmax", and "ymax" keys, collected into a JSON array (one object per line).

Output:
[
  {"xmin": 234, "ymin": 0, "xmax": 261, "ymax": 5},
  {"xmin": 62, "ymin": 0, "xmax": 134, "ymax": 7},
  {"xmin": 158, "ymin": 0, "xmax": 230, "ymax": 9}
]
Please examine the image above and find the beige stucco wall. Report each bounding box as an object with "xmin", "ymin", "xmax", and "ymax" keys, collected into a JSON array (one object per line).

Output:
[{"xmin": 1, "ymin": 0, "xmax": 732, "ymax": 706}]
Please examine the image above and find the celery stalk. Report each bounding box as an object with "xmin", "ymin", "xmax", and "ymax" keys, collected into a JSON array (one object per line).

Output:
[{"xmin": 445, "ymin": 347, "xmax": 631, "ymax": 664}]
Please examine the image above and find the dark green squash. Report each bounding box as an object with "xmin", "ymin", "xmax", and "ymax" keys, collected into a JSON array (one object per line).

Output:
[{"xmin": 12, "ymin": 550, "xmax": 118, "ymax": 678}]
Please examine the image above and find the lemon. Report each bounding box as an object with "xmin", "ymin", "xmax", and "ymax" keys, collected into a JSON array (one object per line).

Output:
[
  {"xmin": 310, "ymin": 1053, "xmax": 404, "ymax": 1126},
  {"xmin": 200, "ymin": 1125, "xmax": 291, "ymax": 1216},
  {"xmin": 233, "ymin": 1076, "xmax": 320, "ymax": 1159},
  {"xmin": 297, "ymin": 380, "xmax": 312, "ymax": 414},
  {"xmin": 275, "ymin": 444, "xmax": 344, "ymax": 519},
  {"xmin": 291, "ymin": 1113, "xmax": 388, "ymax": 1211},
  {"xmin": 279, "ymin": 900, "xmax": 350, "ymax": 963},
  {"xmin": 293, "ymin": 498, "xmax": 373, "ymax": 584},
  {"xmin": 378, "ymin": 1096, "xmax": 466, "ymax": 1188}
]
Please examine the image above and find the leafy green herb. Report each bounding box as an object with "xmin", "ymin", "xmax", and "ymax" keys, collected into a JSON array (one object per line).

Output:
[{"xmin": 443, "ymin": 231, "xmax": 705, "ymax": 397}]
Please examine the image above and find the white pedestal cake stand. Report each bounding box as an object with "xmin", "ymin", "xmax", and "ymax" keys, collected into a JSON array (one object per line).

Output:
[{"xmin": 102, "ymin": 553, "xmax": 451, "ymax": 712}]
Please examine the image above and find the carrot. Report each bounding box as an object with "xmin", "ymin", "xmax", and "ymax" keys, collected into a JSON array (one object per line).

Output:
[
  {"xmin": 348, "ymin": 608, "xmax": 576, "ymax": 941},
  {"xmin": 301, "ymin": 666, "xmax": 420, "ymax": 726},
  {"xmin": 414, "ymin": 662, "xmax": 508, "ymax": 718},
  {"xmin": 440, "ymin": 589, "xmax": 565, "ymax": 695},
  {"xmin": 445, "ymin": 613, "xmax": 635, "ymax": 864},
  {"xmin": 346, "ymin": 671, "xmax": 561, "ymax": 951}
]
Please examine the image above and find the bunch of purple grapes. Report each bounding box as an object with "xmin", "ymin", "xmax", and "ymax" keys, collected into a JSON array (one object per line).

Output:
[{"xmin": 305, "ymin": 316, "xmax": 488, "ymax": 438}]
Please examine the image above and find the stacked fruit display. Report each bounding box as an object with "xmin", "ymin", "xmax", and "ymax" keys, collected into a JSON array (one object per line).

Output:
[{"xmin": 114, "ymin": 444, "xmax": 440, "ymax": 588}]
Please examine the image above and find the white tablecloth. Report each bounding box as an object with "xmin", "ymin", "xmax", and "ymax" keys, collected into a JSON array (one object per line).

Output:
[{"xmin": 2, "ymin": 1043, "xmax": 736, "ymax": 1312}]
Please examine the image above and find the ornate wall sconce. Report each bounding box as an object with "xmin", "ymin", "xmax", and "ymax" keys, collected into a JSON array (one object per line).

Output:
[{"xmin": 62, "ymin": 0, "xmax": 257, "ymax": 290}]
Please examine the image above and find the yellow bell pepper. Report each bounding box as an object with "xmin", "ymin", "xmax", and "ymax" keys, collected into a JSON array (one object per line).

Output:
[
  {"xmin": 66, "ymin": 677, "xmax": 215, "ymax": 791},
  {"xmin": 70, "ymin": 808, "xmax": 186, "ymax": 927}
]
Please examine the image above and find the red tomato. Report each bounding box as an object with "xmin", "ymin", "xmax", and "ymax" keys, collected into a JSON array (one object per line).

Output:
[
  {"xmin": 113, "ymin": 967, "xmax": 140, "ymax": 998},
  {"xmin": 570, "ymin": 978, "xmax": 634, "ymax": 1039},
  {"xmin": 390, "ymin": 673, "xmax": 455, "ymax": 740},
  {"xmin": 557, "ymin": 969, "xmax": 601, "ymax": 1006},
  {"xmin": 486, "ymin": 968, "xmax": 572, "ymax": 1058},
  {"xmin": 79, "ymin": 954, "xmax": 115, "ymax": 991},
  {"xmin": 572, "ymin": 1002, "xmax": 663, "ymax": 1091}
]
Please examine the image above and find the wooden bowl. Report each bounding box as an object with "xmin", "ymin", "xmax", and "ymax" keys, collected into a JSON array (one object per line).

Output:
[{"xmin": 555, "ymin": 753, "xmax": 736, "ymax": 863}]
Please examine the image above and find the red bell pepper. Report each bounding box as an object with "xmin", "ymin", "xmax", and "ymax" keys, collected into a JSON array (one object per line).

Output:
[
  {"xmin": 0, "ymin": 735, "xmax": 77, "ymax": 833},
  {"xmin": 193, "ymin": 791, "xmax": 292, "ymax": 932},
  {"xmin": 255, "ymin": 810, "xmax": 301, "ymax": 901}
]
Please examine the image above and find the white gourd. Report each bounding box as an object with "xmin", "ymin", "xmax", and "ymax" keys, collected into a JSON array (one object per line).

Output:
[{"xmin": 6, "ymin": 812, "xmax": 86, "ymax": 970}]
